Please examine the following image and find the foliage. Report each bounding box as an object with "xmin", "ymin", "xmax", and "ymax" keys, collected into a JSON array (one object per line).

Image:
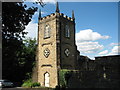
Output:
[
  {"xmin": 20, "ymin": 38, "xmax": 37, "ymax": 79},
  {"xmin": 22, "ymin": 79, "xmax": 40, "ymax": 88},
  {"xmin": 17, "ymin": 38, "xmax": 37, "ymax": 80},
  {"xmin": 32, "ymin": 82, "xmax": 41, "ymax": 87},
  {"xmin": 59, "ymin": 69, "xmax": 72, "ymax": 88},
  {"xmin": 2, "ymin": 2, "xmax": 38, "ymax": 84},
  {"xmin": 22, "ymin": 79, "xmax": 33, "ymax": 87},
  {"xmin": 2, "ymin": 2, "xmax": 37, "ymax": 40},
  {"xmin": 2, "ymin": 37, "xmax": 37, "ymax": 83}
]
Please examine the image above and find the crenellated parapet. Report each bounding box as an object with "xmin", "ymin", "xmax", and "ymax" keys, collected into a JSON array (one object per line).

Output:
[
  {"xmin": 38, "ymin": 1, "xmax": 75, "ymax": 22},
  {"xmin": 39, "ymin": 13, "xmax": 74, "ymax": 22}
]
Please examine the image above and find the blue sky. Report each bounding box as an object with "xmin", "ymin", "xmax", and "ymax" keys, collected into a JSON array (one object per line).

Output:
[{"xmin": 24, "ymin": 1, "xmax": 119, "ymax": 59}]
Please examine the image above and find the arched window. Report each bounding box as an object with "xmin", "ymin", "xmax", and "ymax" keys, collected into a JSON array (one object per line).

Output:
[
  {"xmin": 44, "ymin": 72, "xmax": 50, "ymax": 87},
  {"xmin": 65, "ymin": 25, "xmax": 70, "ymax": 38},
  {"xmin": 44, "ymin": 24, "xmax": 51, "ymax": 38}
]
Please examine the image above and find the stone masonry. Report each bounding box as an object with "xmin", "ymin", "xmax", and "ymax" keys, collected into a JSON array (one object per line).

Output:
[{"xmin": 34, "ymin": 2, "xmax": 78, "ymax": 88}]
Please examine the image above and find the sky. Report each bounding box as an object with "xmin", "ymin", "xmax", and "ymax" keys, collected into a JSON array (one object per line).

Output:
[{"xmin": 24, "ymin": 0, "xmax": 120, "ymax": 59}]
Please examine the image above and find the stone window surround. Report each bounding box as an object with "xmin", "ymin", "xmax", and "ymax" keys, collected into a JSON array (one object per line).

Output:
[{"xmin": 44, "ymin": 24, "xmax": 51, "ymax": 39}]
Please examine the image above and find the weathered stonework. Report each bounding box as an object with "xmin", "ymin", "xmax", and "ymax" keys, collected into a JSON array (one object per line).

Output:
[
  {"xmin": 35, "ymin": 5, "xmax": 78, "ymax": 88},
  {"xmin": 37, "ymin": 16, "xmax": 58, "ymax": 88}
]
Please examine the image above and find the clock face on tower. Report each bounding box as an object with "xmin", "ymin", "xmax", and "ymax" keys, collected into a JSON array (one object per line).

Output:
[{"xmin": 64, "ymin": 48, "xmax": 70, "ymax": 57}]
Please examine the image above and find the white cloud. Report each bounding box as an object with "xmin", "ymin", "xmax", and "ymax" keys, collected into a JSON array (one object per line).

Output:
[
  {"xmin": 76, "ymin": 29, "xmax": 110, "ymax": 42},
  {"xmin": 108, "ymin": 46, "xmax": 120, "ymax": 55},
  {"xmin": 97, "ymin": 44, "xmax": 120, "ymax": 57},
  {"xmin": 75, "ymin": 29, "xmax": 110, "ymax": 56},
  {"xmin": 35, "ymin": 11, "xmax": 47, "ymax": 15},
  {"xmin": 98, "ymin": 50, "xmax": 108, "ymax": 55},
  {"xmin": 76, "ymin": 41, "xmax": 104, "ymax": 54},
  {"xmin": 110, "ymin": 42, "xmax": 120, "ymax": 46},
  {"xmin": 43, "ymin": 0, "xmax": 56, "ymax": 3},
  {"xmin": 24, "ymin": 20, "xmax": 38, "ymax": 39}
]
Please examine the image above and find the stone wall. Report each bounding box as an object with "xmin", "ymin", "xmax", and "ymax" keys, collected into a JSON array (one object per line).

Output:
[
  {"xmin": 37, "ymin": 14, "xmax": 58, "ymax": 88},
  {"xmin": 67, "ymin": 70, "xmax": 120, "ymax": 88},
  {"xmin": 59, "ymin": 16, "xmax": 77, "ymax": 69},
  {"xmin": 66, "ymin": 55, "xmax": 120, "ymax": 88},
  {"xmin": 36, "ymin": 12, "xmax": 78, "ymax": 88}
]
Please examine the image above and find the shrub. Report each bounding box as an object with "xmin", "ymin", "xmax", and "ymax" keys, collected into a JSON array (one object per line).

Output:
[
  {"xmin": 59, "ymin": 69, "xmax": 72, "ymax": 87},
  {"xmin": 22, "ymin": 79, "xmax": 40, "ymax": 88},
  {"xmin": 22, "ymin": 79, "xmax": 32, "ymax": 87},
  {"xmin": 32, "ymin": 82, "xmax": 40, "ymax": 87}
]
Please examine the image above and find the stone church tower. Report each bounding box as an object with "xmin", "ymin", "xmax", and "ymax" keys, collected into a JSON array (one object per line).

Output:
[{"xmin": 34, "ymin": 2, "xmax": 78, "ymax": 88}]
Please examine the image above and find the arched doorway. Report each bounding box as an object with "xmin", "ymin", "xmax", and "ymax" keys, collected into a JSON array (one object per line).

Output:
[{"xmin": 44, "ymin": 72, "xmax": 50, "ymax": 87}]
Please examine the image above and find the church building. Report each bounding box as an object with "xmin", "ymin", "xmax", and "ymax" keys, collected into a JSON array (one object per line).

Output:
[{"xmin": 33, "ymin": 2, "xmax": 79, "ymax": 88}]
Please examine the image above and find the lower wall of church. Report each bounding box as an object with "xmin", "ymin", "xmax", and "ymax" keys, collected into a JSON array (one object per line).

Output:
[{"xmin": 38, "ymin": 67, "xmax": 58, "ymax": 88}]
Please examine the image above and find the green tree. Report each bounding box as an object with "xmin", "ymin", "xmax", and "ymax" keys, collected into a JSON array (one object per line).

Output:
[
  {"xmin": 2, "ymin": 2, "xmax": 37, "ymax": 84},
  {"xmin": 2, "ymin": 0, "xmax": 46, "ymax": 85},
  {"xmin": 19, "ymin": 38, "xmax": 37, "ymax": 80}
]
